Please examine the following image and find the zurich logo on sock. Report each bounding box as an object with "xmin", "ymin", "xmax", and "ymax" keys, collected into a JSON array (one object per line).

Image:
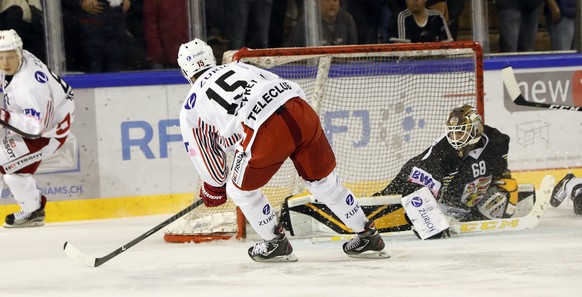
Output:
[
  {"xmin": 262, "ymin": 204, "xmax": 271, "ymax": 215},
  {"xmin": 346, "ymin": 194, "xmax": 354, "ymax": 205}
]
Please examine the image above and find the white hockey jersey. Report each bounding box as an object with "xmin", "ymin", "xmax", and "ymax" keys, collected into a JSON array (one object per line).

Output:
[
  {"xmin": 1, "ymin": 50, "xmax": 75, "ymax": 138},
  {"xmin": 179, "ymin": 62, "xmax": 305, "ymax": 187}
]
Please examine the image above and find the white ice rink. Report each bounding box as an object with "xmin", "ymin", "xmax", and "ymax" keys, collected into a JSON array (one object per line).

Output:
[{"xmin": 2, "ymin": 201, "xmax": 582, "ymax": 297}]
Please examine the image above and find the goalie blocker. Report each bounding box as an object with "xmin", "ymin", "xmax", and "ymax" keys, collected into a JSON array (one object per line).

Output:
[{"xmin": 281, "ymin": 183, "xmax": 537, "ymax": 240}]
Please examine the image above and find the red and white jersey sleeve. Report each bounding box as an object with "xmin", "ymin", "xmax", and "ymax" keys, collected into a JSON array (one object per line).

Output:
[{"xmin": 2, "ymin": 51, "xmax": 74, "ymax": 138}]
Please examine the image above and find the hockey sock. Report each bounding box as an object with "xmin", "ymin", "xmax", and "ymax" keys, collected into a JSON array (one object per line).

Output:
[
  {"xmin": 4, "ymin": 174, "xmax": 41, "ymax": 213},
  {"xmin": 227, "ymin": 183, "xmax": 278, "ymax": 240},
  {"xmin": 304, "ymin": 170, "xmax": 368, "ymax": 233}
]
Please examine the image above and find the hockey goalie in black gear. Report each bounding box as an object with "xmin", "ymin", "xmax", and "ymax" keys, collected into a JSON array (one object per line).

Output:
[{"xmin": 374, "ymin": 105, "xmax": 517, "ymax": 237}]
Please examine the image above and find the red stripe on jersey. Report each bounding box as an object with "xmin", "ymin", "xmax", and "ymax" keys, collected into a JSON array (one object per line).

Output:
[{"xmin": 193, "ymin": 118, "xmax": 228, "ymax": 184}]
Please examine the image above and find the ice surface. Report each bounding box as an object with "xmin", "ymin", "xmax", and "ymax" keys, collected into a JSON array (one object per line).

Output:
[{"xmin": 2, "ymin": 202, "xmax": 581, "ymax": 297}]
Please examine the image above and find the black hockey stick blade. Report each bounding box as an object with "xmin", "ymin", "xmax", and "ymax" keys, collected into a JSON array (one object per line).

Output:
[
  {"xmin": 64, "ymin": 199, "xmax": 204, "ymax": 267},
  {"xmin": 502, "ymin": 67, "xmax": 582, "ymax": 112},
  {"xmin": 0, "ymin": 119, "xmax": 42, "ymax": 139}
]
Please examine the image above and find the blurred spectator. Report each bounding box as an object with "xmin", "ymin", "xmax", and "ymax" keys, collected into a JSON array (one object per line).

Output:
[
  {"xmin": 205, "ymin": 1, "xmax": 229, "ymax": 63},
  {"xmin": 206, "ymin": 0, "xmax": 227, "ymax": 44},
  {"xmin": 495, "ymin": 0, "xmax": 544, "ymax": 53},
  {"xmin": 388, "ymin": 0, "xmax": 453, "ymax": 43},
  {"xmin": 143, "ymin": 0, "xmax": 188, "ymax": 69},
  {"xmin": 62, "ymin": 0, "xmax": 85, "ymax": 72},
  {"xmin": 285, "ymin": 0, "xmax": 358, "ymax": 47},
  {"xmin": 124, "ymin": 0, "xmax": 148, "ymax": 70},
  {"xmin": 223, "ymin": 0, "xmax": 273, "ymax": 50},
  {"xmin": 378, "ymin": 1, "xmax": 393, "ymax": 43},
  {"xmin": 0, "ymin": 0, "xmax": 45, "ymax": 61},
  {"xmin": 426, "ymin": 0, "xmax": 448, "ymax": 22},
  {"xmin": 77, "ymin": 0, "xmax": 131, "ymax": 73},
  {"xmin": 387, "ymin": 0, "xmax": 447, "ymax": 18},
  {"xmin": 269, "ymin": 0, "xmax": 288, "ymax": 47},
  {"xmin": 388, "ymin": 0, "xmax": 407, "ymax": 15},
  {"xmin": 544, "ymin": 0, "xmax": 577, "ymax": 51},
  {"xmin": 345, "ymin": 0, "xmax": 383, "ymax": 44},
  {"xmin": 447, "ymin": 0, "xmax": 465, "ymax": 40}
]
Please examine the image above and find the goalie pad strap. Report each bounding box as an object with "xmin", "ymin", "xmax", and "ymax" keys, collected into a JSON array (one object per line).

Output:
[{"xmin": 401, "ymin": 187, "xmax": 450, "ymax": 240}]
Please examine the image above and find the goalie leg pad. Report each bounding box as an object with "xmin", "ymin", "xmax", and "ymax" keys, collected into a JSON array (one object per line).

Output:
[
  {"xmin": 401, "ymin": 187, "xmax": 450, "ymax": 240},
  {"xmin": 303, "ymin": 170, "xmax": 368, "ymax": 233},
  {"xmin": 227, "ymin": 182, "xmax": 278, "ymax": 240}
]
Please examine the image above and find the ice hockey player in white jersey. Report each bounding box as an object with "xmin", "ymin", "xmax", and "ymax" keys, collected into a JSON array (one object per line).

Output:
[
  {"xmin": 0, "ymin": 29, "xmax": 75, "ymax": 228},
  {"xmin": 177, "ymin": 38, "xmax": 388, "ymax": 262},
  {"xmin": 550, "ymin": 173, "xmax": 582, "ymax": 215}
]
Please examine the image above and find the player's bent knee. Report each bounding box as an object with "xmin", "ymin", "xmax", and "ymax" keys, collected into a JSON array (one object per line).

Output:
[
  {"xmin": 226, "ymin": 180, "xmax": 262, "ymax": 206},
  {"xmin": 303, "ymin": 170, "xmax": 347, "ymax": 204}
]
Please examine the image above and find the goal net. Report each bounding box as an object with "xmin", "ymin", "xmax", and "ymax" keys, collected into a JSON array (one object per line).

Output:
[{"xmin": 164, "ymin": 41, "xmax": 484, "ymax": 243}]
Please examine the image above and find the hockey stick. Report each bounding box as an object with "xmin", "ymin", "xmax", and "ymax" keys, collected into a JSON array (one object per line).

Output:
[
  {"xmin": 502, "ymin": 67, "xmax": 582, "ymax": 112},
  {"xmin": 0, "ymin": 119, "xmax": 42, "ymax": 139},
  {"xmin": 63, "ymin": 199, "xmax": 204, "ymax": 267}
]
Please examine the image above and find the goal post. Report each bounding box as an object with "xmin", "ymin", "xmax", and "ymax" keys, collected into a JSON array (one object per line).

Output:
[{"xmin": 164, "ymin": 41, "xmax": 484, "ymax": 243}]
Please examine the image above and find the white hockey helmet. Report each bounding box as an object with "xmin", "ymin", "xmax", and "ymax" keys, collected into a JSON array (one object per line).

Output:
[
  {"xmin": 0, "ymin": 29, "xmax": 23, "ymax": 57},
  {"xmin": 445, "ymin": 104, "xmax": 483, "ymax": 151},
  {"xmin": 177, "ymin": 38, "xmax": 216, "ymax": 83}
]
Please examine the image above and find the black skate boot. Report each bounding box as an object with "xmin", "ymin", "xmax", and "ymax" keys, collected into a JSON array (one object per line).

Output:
[
  {"xmin": 343, "ymin": 221, "xmax": 389, "ymax": 259},
  {"xmin": 551, "ymin": 173, "xmax": 575, "ymax": 207},
  {"xmin": 4, "ymin": 196, "xmax": 47, "ymax": 228},
  {"xmin": 248, "ymin": 224, "xmax": 298, "ymax": 262}
]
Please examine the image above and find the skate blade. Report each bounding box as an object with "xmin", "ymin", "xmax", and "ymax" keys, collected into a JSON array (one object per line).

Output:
[
  {"xmin": 347, "ymin": 250, "xmax": 390, "ymax": 259},
  {"xmin": 3, "ymin": 221, "xmax": 45, "ymax": 228},
  {"xmin": 252, "ymin": 252, "xmax": 299, "ymax": 263}
]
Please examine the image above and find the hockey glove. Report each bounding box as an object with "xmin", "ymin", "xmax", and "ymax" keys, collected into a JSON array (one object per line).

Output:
[
  {"xmin": 0, "ymin": 108, "xmax": 10, "ymax": 123},
  {"xmin": 495, "ymin": 177, "xmax": 518, "ymax": 217},
  {"xmin": 200, "ymin": 183, "xmax": 227, "ymax": 207}
]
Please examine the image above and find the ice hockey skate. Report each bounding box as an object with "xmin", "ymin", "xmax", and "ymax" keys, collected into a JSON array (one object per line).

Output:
[
  {"xmin": 343, "ymin": 222, "xmax": 389, "ymax": 259},
  {"xmin": 248, "ymin": 224, "xmax": 298, "ymax": 262},
  {"xmin": 4, "ymin": 196, "xmax": 47, "ymax": 228},
  {"xmin": 551, "ymin": 173, "xmax": 575, "ymax": 207}
]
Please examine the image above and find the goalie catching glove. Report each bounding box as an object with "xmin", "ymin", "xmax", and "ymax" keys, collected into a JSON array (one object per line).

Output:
[
  {"xmin": 200, "ymin": 182, "xmax": 227, "ymax": 207},
  {"xmin": 477, "ymin": 176, "xmax": 518, "ymax": 219}
]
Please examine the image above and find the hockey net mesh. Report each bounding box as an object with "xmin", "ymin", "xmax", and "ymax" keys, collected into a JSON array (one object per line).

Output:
[{"xmin": 164, "ymin": 42, "xmax": 484, "ymax": 243}]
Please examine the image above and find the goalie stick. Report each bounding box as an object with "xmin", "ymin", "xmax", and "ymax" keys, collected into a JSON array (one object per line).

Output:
[
  {"xmin": 63, "ymin": 199, "xmax": 204, "ymax": 267},
  {"xmin": 502, "ymin": 67, "xmax": 582, "ymax": 112}
]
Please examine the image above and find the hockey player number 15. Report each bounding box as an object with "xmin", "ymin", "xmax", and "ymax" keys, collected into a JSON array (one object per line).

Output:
[{"xmin": 205, "ymin": 70, "xmax": 247, "ymax": 115}]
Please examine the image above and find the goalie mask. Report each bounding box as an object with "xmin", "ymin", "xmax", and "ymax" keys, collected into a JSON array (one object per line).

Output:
[
  {"xmin": 445, "ymin": 104, "xmax": 483, "ymax": 153},
  {"xmin": 177, "ymin": 38, "xmax": 217, "ymax": 84}
]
